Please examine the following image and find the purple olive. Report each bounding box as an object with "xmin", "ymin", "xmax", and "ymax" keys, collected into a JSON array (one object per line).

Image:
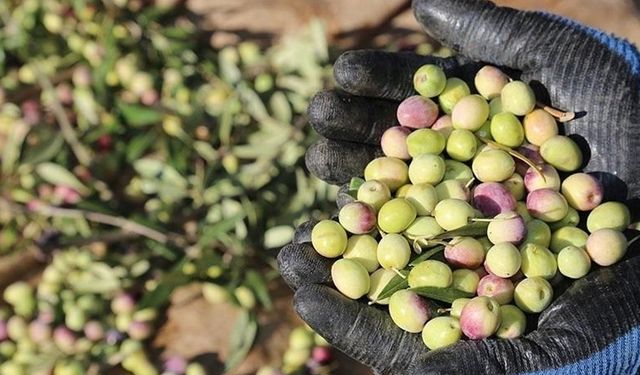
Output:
[
  {"xmin": 515, "ymin": 144, "xmax": 544, "ymax": 176},
  {"xmin": 83, "ymin": 321, "xmax": 105, "ymax": 341},
  {"xmin": 164, "ymin": 356, "xmax": 188, "ymax": 374},
  {"xmin": 526, "ymin": 189, "xmax": 569, "ymax": 222},
  {"xmin": 312, "ymin": 346, "xmax": 333, "ymax": 364},
  {"xmin": 460, "ymin": 296, "xmax": 501, "ymax": 339},
  {"xmin": 128, "ymin": 320, "xmax": 152, "ymax": 340},
  {"xmin": 53, "ymin": 326, "xmax": 76, "ymax": 353},
  {"xmin": 524, "ymin": 164, "xmax": 561, "ymax": 192},
  {"xmin": 444, "ymin": 237, "xmax": 486, "ymax": 269},
  {"xmin": 473, "ymin": 182, "xmax": 517, "ymax": 217},
  {"xmin": 476, "ymin": 275, "xmax": 515, "ymax": 305},
  {"xmin": 338, "ymin": 202, "xmax": 377, "ymax": 234},
  {"xmin": 487, "ymin": 212, "xmax": 527, "ymax": 245},
  {"xmin": 397, "ymin": 95, "xmax": 439, "ymax": 129},
  {"xmin": 111, "ymin": 293, "xmax": 136, "ymax": 314}
]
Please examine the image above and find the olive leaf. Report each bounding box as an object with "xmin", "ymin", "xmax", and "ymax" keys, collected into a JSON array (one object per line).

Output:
[
  {"xmin": 409, "ymin": 245, "xmax": 445, "ymax": 267},
  {"xmin": 117, "ymin": 101, "xmax": 164, "ymax": 127},
  {"xmin": 2, "ymin": 120, "xmax": 29, "ymax": 174},
  {"xmin": 225, "ymin": 310, "xmax": 258, "ymax": 372},
  {"xmin": 348, "ymin": 177, "xmax": 365, "ymax": 197},
  {"xmin": 375, "ymin": 270, "xmax": 410, "ymax": 302},
  {"xmin": 22, "ymin": 134, "xmax": 64, "ymax": 164},
  {"xmin": 410, "ymin": 286, "xmax": 474, "ymax": 304},
  {"xmin": 35, "ymin": 162, "xmax": 90, "ymax": 195},
  {"xmin": 435, "ymin": 221, "xmax": 489, "ymax": 239},
  {"xmin": 245, "ymin": 271, "xmax": 273, "ymax": 310}
]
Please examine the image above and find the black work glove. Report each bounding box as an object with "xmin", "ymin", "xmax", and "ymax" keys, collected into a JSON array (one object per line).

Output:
[{"xmin": 279, "ymin": 0, "xmax": 640, "ymax": 373}]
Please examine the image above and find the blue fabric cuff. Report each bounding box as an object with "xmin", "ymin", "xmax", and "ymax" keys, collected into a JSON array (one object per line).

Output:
[{"xmin": 524, "ymin": 326, "xmax": 640, "ymax": 375}]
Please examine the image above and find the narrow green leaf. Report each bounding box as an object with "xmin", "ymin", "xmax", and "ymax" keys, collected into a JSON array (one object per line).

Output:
[
  {"xmin": 35, "ymin": 163, "xmax": 89, "ymax": 194},
  {"xmin": 348, "ymin": 177, "xmax": 365, "ymax": 197},
  {"xmin": 198, "ymin": 213, "xmax": 245, "ymax": 247},
  {"xmin": 126, "ymin": 133, "xmax": 158, "ymax": 162},
  {"xmin": 245, "ymin": 271, "xmax": 272, "ymax": 310},
  {"xmin": 376, "ymin": 270, "xmax": 410, "ymax": 301},
  {"xmin": 435, "ymin": 221, "xmax": 489, "ymax": 239},
  {"xmin": 22, "ymin": 134, "xmax": 64, "ymax": 164},
  {"xmin": 2, "ymin": 120, "xmax": 29, "ymax": 173},
  {"xmin": 410, "ymin": 287, "xmax": 474, "ymax": 304},
  {"xmin": 239, "ymin": 85, "xmax": 269, "ymax": 122},
  {"xmin": 409, "ymin": 245, "xmax": 444, "ymax": 267},
  {"xmin": 117, "ymin": 101, "xmax": 163, "ymax": 127},
  {"xmin": 225, "ymin": 310, "xmax": 258, "ymax": 372}
]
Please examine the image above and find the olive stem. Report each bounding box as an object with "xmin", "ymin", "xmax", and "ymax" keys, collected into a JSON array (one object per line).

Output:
[
  {"xmin": 34, "ymin": 63, "xmax": 93, "ymax": 167},
  {"xmin": 537, "ymin": 102, "xmax": 575, "ymax": 122},
  {"xmin": 470, "ymin": 213, "xmax": 518, "ymax": 223},
  {"xmin": 627, "ymin": 234, "xmax": 640, "ymax": 248},
  {"xmin": 477, "ymin": 136, "xmax": 546, "ymax": 182},
  {"xmin": 2, "ymin": 198, "xmax": 172, "ymax": 244},
  {"xmin": 465, "ymin": 177, "xmax": 476, "ymax": 189},
  {"xmin": 392, "ymin": 268, "xmax": 407, "ymax": 279},
  {"xmin": 416, "ymin": 237, "xmax": 448, "ymax": 248},
  {"xmin": 412, "ymin": 241, "xmax": 423, "ymax": 255}
]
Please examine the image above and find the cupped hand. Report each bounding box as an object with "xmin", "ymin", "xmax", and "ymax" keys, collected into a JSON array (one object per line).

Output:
[{"xmin": 279, "ymin": 1, "xmax": 640, "ymax": 373}]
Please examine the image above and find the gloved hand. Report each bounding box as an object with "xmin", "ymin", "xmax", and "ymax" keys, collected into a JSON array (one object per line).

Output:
[{"xmin": 279, "ymin": 0, "xmax": 640, "ymax": 374}]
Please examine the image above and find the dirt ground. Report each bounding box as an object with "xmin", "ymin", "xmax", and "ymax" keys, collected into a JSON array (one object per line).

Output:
[
  {"xmin": 188, "ymin": 0, "xmax": 640, "ymax": 48},
  {"xmin": 150, "ymin": 1, "xmax": 640, "ymax": 374}
]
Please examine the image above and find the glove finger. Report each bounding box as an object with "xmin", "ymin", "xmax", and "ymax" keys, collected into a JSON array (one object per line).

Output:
[
  {"xmin": 292, "ymin": 220, "xmax": 316, "ymax": 244},
  {"xmin": 278, "ymin": 241, "xmax": 333, "ymax": 291},
  {"xmin": 308, "ymin": 89, "xmax": 399, "ymax": 145},
  {"xmin": 414, "ymin": 0, "xmax": 640, "ymax": 198},
  {"xmin": 411, "ymin": 0, "xmax": 570, "ymax": 71},
  {"xmin": 336, "ymin": 183, "xmax": 356, "ymax": 210},
  {"xmin": 413, "ymin": 338, "xmax": 546, "ymax": 374},
  {"xmin": 413, "ymin": 252, "xmax": 640, "ymax": 374},
  {"xmin": 305, "ymin": 138, "xmax": 381, "ymax": 185},
  {"xmin": 334, "ymin": 50, "xmax": 459, "ymax": 101},
  {"xmin": 294, "ymin": 284, "xmax": 423, "ymax": 374}
]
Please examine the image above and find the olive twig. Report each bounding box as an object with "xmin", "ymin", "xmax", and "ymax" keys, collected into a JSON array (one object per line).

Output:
[
  {"xmin": 537, "ymin": 102, "xmax": 575, "ymax": 122},
  {"xmin": 477, "ymin": 136, "xmax": 546, "ymax": 182},
  {"xmin": 470, "ymin": 213, "xmax": 518, "ymax": 223},
  {"xmin": 627, "ymin": 234, "xmax": 640, "ymax": 248},
  {"xmin": 34, "ymin": 63, "xmax": 93, "ymax": 167},
  {"xmin": 465, "ymin": 177, "xmax": 476, "ymax": 189},
  {"xmin": 15, "ymin": 200, "xmax": 173, "ymax": 244},
  {"xmin": 392, "ymin": 268, "xmax": 407, "ymax": 279}
]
